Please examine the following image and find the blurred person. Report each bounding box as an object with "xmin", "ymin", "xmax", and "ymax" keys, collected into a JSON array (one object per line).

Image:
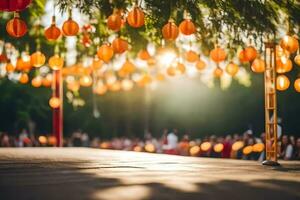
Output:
[
  {"xmin": 18, "ymin": 129, "xmax": 29, "ymax": 147},
  {"xmin": 165, "ymin": 129, "xmax": 178, "ymax": 155},
  {"xmin": 280, "ymin": 135, "xmax": 293, "ymax": 160},
  {"xmin": 72, "ymin": 130, "xmax": 82, "ymax": 147},
  {"xmin": 0, "ymin": 132, "xmax": 10, "ymax": 147},
  {"xmin": 222, "ymin": 135, "xmax": 232, "ymax": 158},
  {"xmin": 178, "ymin": 133, "xmax": 190, "ymax": 156},
  {"xmin": 293, "ymin": 138, "xmax": 300, "ymax": 160},
  {"xmin": 81, "ymin": 132, "xmax": 90, "ymax": 147}
]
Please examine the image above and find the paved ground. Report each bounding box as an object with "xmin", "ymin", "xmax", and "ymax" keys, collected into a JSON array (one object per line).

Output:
[{"xmin": 0, "ymin": 148, "xmax": 300, "ymax": 200}]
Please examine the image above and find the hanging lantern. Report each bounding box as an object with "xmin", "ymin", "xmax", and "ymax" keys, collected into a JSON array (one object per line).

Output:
[
  {"xmin": 210, "ymin": 47, "xmax": 226, "ymax": 63},
  {"xmin": 176, "ymin": 62, "xmax": 186, "ymax": 74},
  {"xmin": 0, "ymin": 0, "xmax": 32, "ymax": 11},
  {"xmin": 225, "ymin": 62, "xmax": 239, "ymax": 76},
  {"xmin": 49, "ymin": 97, "xmax": 60, "ymax": 108},
  {"xmin": 97, "ymin": 43, "xmax": 114, "ymax": 62},
  {"xmin": 167, "ymin": 66, "xmax": 177, "ymax": 76},
  {"xmin": 6, "ymin": 12, "xmax": 27, "ymax": 38},
  {"xmin": 107, "ymin": 10, "xmax": 122, "ymax": 31},
  {"xmin": 45, "ymin": 16, "xmax": 61, "ymax": 41},
  {"xmin": 121, "ymin": 79, "xmax": 134, "ymax": 91},
  {"xmin": 138, "ymin": 49, "xmax": 151, "ymax": 60},
  {"xmin": 92, "ymin": 58, "xmax": 103, "ymax": 70},
  {"xmin": 42, "ymin": 74, "xmax": 52, "ymax": 87},
  {"xmin": 214, "ymin": 143, "xmax": 224, "ymax": 153},
  {"xmin": 127, "ymin": 6, "xmax": 145, "ymax": 28},
  {"xmin": 62, "ymin": 10, "xmax": 79, "ymax": 36},
  {"xmin": 112, "ymin": 38, "xmax": 128, "ymax": 54},
  {"xmin": 251, "ymin": 58, "xmax": 265, "ymax": 73},
  {"xmin": 280, "ymin": 35, "xmax": 299, "ymax": 54},
  {"xmin": 31, "ymin": 76, "xmax": 42, "ymax": 87},
  {"xmin": 121, "ymin": 59, "xmax": 135, "ymax": 74},
  {"xmin": 276, "ymin": 58, "xmax": 292, "ymax": 73},
  {"xmin": 67, "ymin": 81, "xmax": 80, "ymax": 92},
  {"xmin": 294, "ymin": 78, "xmax": 300, "ymax": 92},
  {"xmin": 49, "ymin": 54, "xmax": 64, "ymax": 70},
  {"xmin": 238, "ymin": 50, "xmax": 248, "ymax": 63},
  {"xmin": 200, "ymin": 142, "xmax": 212, "ymax": 151},
  {"xmin": 110, "ymin": 81, "xmax": 121, "ymax": 91},
  {"xmin": 16, "ymin": 58, "xmax": 24, "ymax": 71},
  {"xmin": 31, "ymin": 51, "xmax": 46, "ymax": 67},
  {"xmin": 195, "ymin": 59, "xmax": 206, "ymax": 71},
  {"xmin": 79, "ymin": 75, "xmax": 92, "ymax": 87},
  {"xmin": 294, "ymin": 54, "xmax": 300, "ymax": 66},
  {"xmin": 213, "ymin": 67, "xmax": 223, "ymax": 78},
  {"xmin": 243, "ymin": 46, "xmax": 257, "ymax": 62},
  {"xmin": 276, "ymin": 75, "xmax": 290, "ymax": 91},
  {"xmin": 5, "ymin": 62, "xmax": 15, "ymax": 73},
  {"xmin": 179, "ymin": 19, "xmax": 196, "ymax": 35},
  {"xmin": 185, "ymin": 50, "xmax": 199, "ymax": 62},
  {"xmin": 243, "ymin": 146, "xmax": 253, "ymax": 155},
  {"xmin": 94, "ymin": 83, "xmax": 107, "ymax": 95},
  {"xmin": 19, "ymin": 73, "xmax": 29, "ymax": 84},
  {"xmin": 162, "ymin": 19, "xmax": 179, "ymax": 41}
]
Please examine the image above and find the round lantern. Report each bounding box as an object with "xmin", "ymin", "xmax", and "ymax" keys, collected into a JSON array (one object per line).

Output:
[
  {"xmin": 5, "ymin": 62, "xmax": 15, "ymax": 73},
  {"xmin": 294, "ymin": 54, "xmax": 300, "ymax": 66},
  {"xmin": 162, "ymin": 20, "xmax": 179, "ymax": 41},
  {"xmin": 276, "ymin": 75, "xmax": 290, "ymax": 91},
  {"xmin": 31, "ymin": 51, "xmax": 46, "ymax": 67},
  {"xmin": 45, "ymin": 16, "xmax": 61, "ymax": 41},
  {"xmin": 6, "ymin": 12, "xmax": 27, "ymax": 38},
  {"xmin": 179, "ymin": 19, "xmax": 196, "ymax": 35},
  {"xmin": 16, "ymin": 58, "xmax": 24, "ymax": 71},
  {"xmin": 138, "ymin": 49, "xmax": 151, "ymax": 60},
  {"xmin": 238, "ymin": 50, "xmax": 248, "ymax": 63},
  {"xmin": 94, "ymin": 83, "xmax": 107, "ymax": 95},
  {"xmin": 210, "ymin": 47, "xmax": 226, "ymax": 63},
  {"xmin": 189, "ymin": 145, "xmax": 200, "ymax": 156},
  {"xmin": 243, "ymin": 146, "xmax": 253, "ymax": 155},
  {"xmin": 19, "ymin": 73, "xmax": 29, "ymax": 84},
  {"xmin": 79, "ymin": 75, "xmax": 92, "ymax": 87},
  {"xmin": 213, "ymin": 143, "xmax": 224, "ymax": 153},
  {"xmin": 294, "ymin": 78, "xmax": 300, "ymax": 92},
  {"xmin": 251, "ymin": 58, "xmax": 265, "ymax": 73},
  {"xmin": 244, "ymin": 46, "xmax": 257, "ymax": 62},
  {"xmin": 127, "ymin": 6, "xmax": 145, "ymax": 28},
  {"xmin": 213, "ymin": 67, "xmax": 223, "ymax": 78},
  {"xmin": 112, "ymin": 38, "xmax": 128, "ymax": 54},
  {"xmin": 92, "ymin": 58, "xmax": 103, "ymax": 70},
  {"xmin": 167, "ymin": 66, "xmax": 176, "ymax": 76},
  {"xmin": 195, "ymin": 59, "xmax": 206, "ymax": 71},
  {"xmin": 62, "ymin": 13, "xmax": 79, "ymax": 36},
  {"xmin": 121, "ymin": 79, "xmax": 134, "ymax": 91},
  {"xmin": 97, "ymin": 44, "xmax": 114, "ymax": 62},
  {"xmin": 0, "ymin": 0, "xmax": 32, "ymax": 11},
  {"xmin": 31, "ymin": 76, "xmax": 42, "ymax": 87},
  {"xmin": 176, "ymin": 62, "xmax": 186, "ymax": 74},
  {"xmin": 49, "ymin": 54, "xmax": 64, "ymax": 70},
  {"xmin": 107, "ymin": 12, "xmax": 122, "ymax": 31},
  {"xmin": 280, "ymin": 35, "xmax": 299, "ymax": 54},
  {"xmin": 185, "ymin": 50, "xmax": 199, "ymax": 62},
  {"xmin": 42, "ymin": 74, "xmax": 52, "ymax": 87},
  {"xmin": 110, "ymin": 81, "xmax": 121, "ymax": 91},
  {"xmin": 121, "ymin": 59, "xmax": 135, "ymax": 74},
  {"xmin": 225, "ymin": 62, "xmax": 239, "ymax": 76},
  {"xmin": 200, "ymin": 142, "xmax": 212, "ymax": 152},
  {"xmin": 49, "ymin": 97, "xmax": 60, "ymax": 109},
  {"xmin": 276, "ymin": 58, "xmax": 292, "ymax": 73},
  {"xmin": 253, "ymin": 143, "xmax": 265, "ymax": 153},
  {"xmin": 232, "ymin": 141, "xmax": 244, "ymax": 151}
]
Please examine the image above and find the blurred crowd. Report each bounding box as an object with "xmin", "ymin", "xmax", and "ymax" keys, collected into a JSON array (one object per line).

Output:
[{"xmin": 1, "ymin": 128, "xmax": 300, "ymax": 161}]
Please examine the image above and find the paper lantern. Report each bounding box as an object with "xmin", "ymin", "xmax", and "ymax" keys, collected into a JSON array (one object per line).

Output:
[
  {"xmin": 31, "ymin": 51, "xmax": 45, "ymax": 67},
  {"xmin": 238, "ymin": 50, "xmax": 248, "ymax": 63},
  {"xmin": 94, "ymin": 83, "xmax": 107, "ymax": 95},
  {"xmin": 276, "ymin": 75, "xmax": 290, "ymax": 91},
  {"xmin": 251, "ymin": 58, "xmax": 265, "ymax": 73},
  {"xmin": 185, "ymin": 50, "xmax": 199, "ymax": 62},
  {"xmin": 145, "ymin": 143, "xmax": 156, "ymax": 153},
  {"xmin": 210, "ymin": 47, "xmax": 226, "ymax": 63},
  {"xmin": 121, "ymin": 79, "xmax": 134, "ymax": 91},
  {"xmin": 97, "ymin": 44, "xmax": 114, "ymax": 62},
  {"xmin": 45, "ymin": 16, "xmax": 61, "ymax": 41},
  {"xmin": 179, "ymin": 19, "xmax": 196, "ymax": 35},
  {"xmin": 243, "ymin": 146, "xmax": 253, "ymax": 155},
  {"xmin": 213, "ymin": 143, "xmax": 224, "ymax": 153},
  {"xmin": 253, "ymin": 143, "xmax": 265, "ymax": 152},
  {"xmin": 138, "ymin": 49, "xmax": 151, "ymax": 60},
  {"xmin": 38, "ymin": 136, "xmax": 47, "ymax": 145},
  {"xmin": 19, "ymin": 73, "xmax": 29, "ymax": 84},
  {"xmin": 162, "ymin": 20, "xmax": 179, "ymax": 41},
  {"xmin": 213, "ymin": 67, "xmax": 223, "ymax": 78},
  {"xmin": 189, "ymin": 145, "xmax": 200, "ymax": 156},
  {"xmin": 31, "ymin": 76, "xmax": 42, "ymax": 87},
  {"xmin": 16, "ymin": 56, "xmax": 31, "ymax": 71},
  {"xmin": 232, "ymin": 141, "xmax": 244, "ymax": 151},
  {"xmin": 62, "ymin": 13, "xmax": 79, "ymax": 36},
  {"xmin": 167, "ymin": 66, "xmax": 176, "ymax": 76},
  {"xmin": 79, "ymin": 75, "xmax": 92, "ymax": 87},
  {"xmin": 49, "ymin": 54, "xmax": 64, "ymax": 70},
  {"xmin": 244, "ymin": 46, "xmax": 257, "ymax": 62},
  {"xmin": 195, "ymin": 59, "xmax": 206, "ymax": 71},
  {"xmin": 92, "ymin": 58, "xmax": 103, "ymax": 70},
  {"xmin": 294, "ymin": 78, "xmax": 300, "ymax": 92},
  {"xmin": 5, "ymin": 62, "xmax": 15, "ymax": 73},
  {"xmin": 276, "ymin": 58, "xmax": 292, "ymax": 73},
  {"xmin": 127, "ymin": 6, "xmax": 145, "ymax": 28},
  {"xmin": 112, "ymin": 38, "xmax": 128, "ymax": 54},
  {"xmin": 200, "ymin": 142, "xmax": 212, "ymax": 152},
  {"xmin": 107, "ymin": 12, "xmax": 122, "ymax": 31},
  {"xmin": 110, "ymin": 81, "xmax": 121, "ymax": 91},
  {"xmin": 280, "ymin": 35, "xmax": 299, "ymax": 54},
  {"xmin": 121, "ymin": 59, "xmax": 135, "ymax": 74},
  {"xmin": 6, "ymin": 12, "xmax": 27, "ymax": 38},
  {"xmin": 49, "ymin": 97, "xmax": 60, "ymax": 108},
  {"xmin": 225, "ymin": 62, "xmax": 239, "ymax": 76},
  {"xmin": 42, "ymin": 74, "xmax": 52, "ymax": 87},
  {"xmin": 176, "ymin": 62, "xmax": 186, "ymax": 74},
  {"xmin": 294, "ymin": 54, "xmax": 300, "ymax": 66},
  {"xmin": 0, "ymin": 0, "xmax": 32, "ymax": 11}
]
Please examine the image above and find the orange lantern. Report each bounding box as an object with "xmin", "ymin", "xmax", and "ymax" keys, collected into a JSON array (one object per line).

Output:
[
  {"xmin": 5, "ymin": 62, "xmax": 15, "ymax": 73},
  {"xmin": 19, "ymin": 73, "xmax": 29, "ymax": 84},
  {"xmin": 276, "ymin": 58, "xmax": 292, "ymax": 73},
  {"xmin": 45, "ymin": 16, "xmax": 61, "ymax": 41},
  {"xmin": 244, "ymin": 46, "xmax": 257, "ymax": 62},
  {"xmin": 280, "ymin": 35, "xmax": 299, "ymax": 54},
  {"xmin": 127, "ymin": 6, "xmax": 145, "ymax": 28},
  {"xmin": 225, "ymin": 62, "xmax": 239, "ymax": 76},
  {"xmin": 276, "ymin": 75, "xmax": 290, "ymax": 91},
  {"xmin": 200, "ymin": 142, "xmax": 212, "ymax": 151},
  {"xmin": 243, "ymin": 146, "xmax": 253, "ymax": 155},
  {"xmin": 167, "ymin": 66, "xmax": 177, "ymax": 76},
  {"xmin": 121, "ymin": 59, "xmax": 135, "ymax": 74},
  {"xmin": 121, "ymin": 79, "xmax": 134, "ymax": 91},
  {"xmin": 92, "ymin": 58, "xmax": 103, "ymax": 70},
  {"xmin": 31, "ymin": 76, "xmax": 42, "ymax": 87},
  {"xmin": 6, "ymin": 12, "xmax": 27, "ymax": 38},
  {"xmin": 79, "ymin": 75, "xmax": 92, "ymax": 87},
  {"xmin": 213, "ymin": 67, "xmax": 223, "ymax": 78},
  {"xmin": 253, "ymin": 143, "xmax": 265, "ymax": 152},
  {"xmin": 49, "ymin": 97, "xmax": 60, "ymax": 108},
  {"xmin": 42, "ymin": 74, "xmax": 52, "ymax": 87},
  {"xmin": 156, "ymin": 73, "xmax": 165, "ymax": 81},
  {"xmin": 179, "ymin": 19, "xmax": 196, "ymax": 35},
  {"xmin": 110, "ymin": 81, "xmax": 121, "ymax": 91},
  {"xmin": 294, "ymin": 54, "xmax": 300, "ymax": 66},
  {"xmin": 94, "ymin": 83, "xmax": 107, "ymax": 95},
  {"xmin": 49, "ymin": 54, "xmax": 64, "ymax": 70},
  {"xmin": 238, "ymin": 50, "xmax": 248, "ymax": 63},
  {"xmin": 294, "ymin": 78, "xmax": 300, "ymax": 92},
  {"xmin": 138, "ymin": 49, "xmax": 151, "ymax": 60},
  {"xmin": 162, "ymin": 19, "xmax": 179, "ymax": 41},
  {"xmin": 112, "ymin": 38, "xmax": 128, "ymax": 54},
  {"xmin": 232, "ymin": 141, "xmax": 244, "ymax": 151},
  {"xmin": 185, "ymin": 50, "xmax": 199, "ymax": 62},
  {"xmin": 97, "ymin": 44, "xmax": 114, "ymax": 62},
  {"xmin": 176, "ymin": 62, "xmax": 186, "ymax": 74},
  {"xmin": 31, "ymin": 51, "xmax": 46, "ymax": 68},
  {"xmin": 210, "ymin": 47, "xmax": 226, "ymax": 63},
  {"xmin": 189, "ymin": 145, "xmax": 200, "ymax": 156},
  {"xmin": 195, "ymin": 59, "xmax": 206, "ymax": 71},
  {"xmin": 213, "ymin": 143, "xmax": 224, "ymax": 153},
  {"xmin": 251, "ymin": 58, "xmax": 265, "ymax": 73},
  {"xmin": 62, "ymin": 11, "xmax": 79, "ymax": 36},
  {"xmin": 107, "ymin": 11, "xmax": 122, "ymax": 31}
]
